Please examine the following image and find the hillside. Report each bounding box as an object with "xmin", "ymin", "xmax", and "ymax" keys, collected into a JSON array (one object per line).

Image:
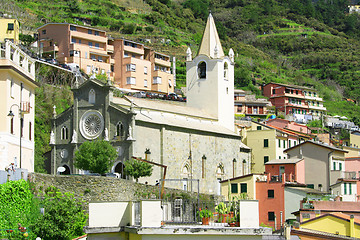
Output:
[{"xmin": 2, "ymin": 0, "xmax": 360, "ymax": 171}]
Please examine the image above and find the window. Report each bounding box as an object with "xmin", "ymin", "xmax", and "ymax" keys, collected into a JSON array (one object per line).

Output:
[
  {"xmin": 144, "ymin": 66, "xmax": 148, "ymax": 74},
  {"xmin": 126, "ymin": 64, "xmax": 136, "ymax": 72},
  {"xmin": 344, "ymin": 182, "xmax": 347, "ymax": 195},
  {"xmin": 29, "ymin": 122, "xmax": 32, "ymax": 140},
  {"xmin": 339, "ymin": 162, "xmax": 342, "ymax": 171},
  {"xmin": 154, "ymin": 65, "xmax": 160, "ymax": 71},
  {"xmin": 296, "ymin": 90, "xmax": 298, "ymax": 95},
  {"xmin": 264, "ymin": 139, "xmax": 269, "ymax": 147},
  {"xmin": 89, "ymin": 89, "xmax": 95, "ymax": 104},
  {"xmin": 224, "ymin": 62, "xmax": 228, "ymax": 80},
  {"xmin": 268, "ymin": 189, "xmax": 274, "ymax": 198},
  {"xmin": 116, "ymin": 122, "xmax": 124, "ymax": 138},
  {"xmin": 231, "ymin": 183, "xmax": 238, "ymax": 194},
  {"xmin": 240, "ymin": 183, "xmax": 247, "ymax": 193},
  {"xmin": 272, "ymin": 89, "xmax": 276, "ymax": 94},
  {"xmin": 126, "ymin": 77, "xmax": 136, "ymax": 85},
  {"xmin": 268, "ymin": 212, "xmax": 275, "ymax": 221},
  {"xmin": 88, "ymin": 29, "xmax": 92, "ymax": 34},
  {"xmin": 95, "ymin": 43, "xmax": 99, "ymax": 49},
  {"xmin": 349, "ymin": 183, "xmax": 352, "ymax": 195},
  {"xmin": 94, "ymin": 31, "xmax": 99, "ymax": 36},
  {"xmin": 283, "ymin": 140, "xmax": 286, "ymax": 148},
  {"xmin": 98, "ymin": 56, "xmax": 103, "ymax": 62},
  {"xmin": 144, "ymin": 79, "xmax": 148, "ymax": 87},
  {"xmin": 278, "ymin": 139, "xmax": 281, "ymax": 147},
  {"xmin": 153, "ymin": 77, "xmax": 162, "ymax": 84},
  {"xmin": 88, "ymin": 42, "xmax": 93, "ymax": 47},
  {"xmin": 42, "ymin": 30, "xmax": 46, "ymax": 34},
  {"xmin": 198, "ymin": 61, "xmax": 206, "ymax": 79},
  {"xmin": 264, "ymin": 156, "xmax": 269, "ymax": 164},
  {"xmin": 8, "ymin": 23, "xmax": 14, "ymax": 30},
  {"xmin": 124, "ymin": 52, "xmax": 129, "ymax": 57},
  {"xmin": 71, "ymin": 38, "xmax": 76, "ymax": 44},
  {"xmin": 168, "ymin": 79, "xmax": 172, "ymax": 88},
  {"xmin": 288, "ymin": 140, "xmax": 291, "ymax": 148},
  {"xmin": 257, "ymin": 126, "xmax": 262, "ymax": 130},
  {"xmin": 61, "ymin": 126, "xmax": 69, "ymax": 140},
  {"xmin": 70, "ymin": 25, "xmax": 76, "ymax": 31},
  {"xmin": 333, "ymin": 162, "xmax": 336, "ymax": 170}
]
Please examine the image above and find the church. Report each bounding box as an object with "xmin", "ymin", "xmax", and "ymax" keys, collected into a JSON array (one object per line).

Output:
[{"xmin": 49, "ymin": 14, "xmax": 251, "ymax": 194}]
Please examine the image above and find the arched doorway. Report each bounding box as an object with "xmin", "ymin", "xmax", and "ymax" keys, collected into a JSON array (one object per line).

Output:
[
  {"xmin": 114, "ymin": 161, "xmax": 126, "ymax": 179},
  {"xmin": 61, "ymin": 164, "xmax": 71, "ymax": 175}
]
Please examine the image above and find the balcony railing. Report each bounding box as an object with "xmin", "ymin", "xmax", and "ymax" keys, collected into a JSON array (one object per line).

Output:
[{"xmin": 0, "ymin": 41, "xmax": 35, "ymax": 78}]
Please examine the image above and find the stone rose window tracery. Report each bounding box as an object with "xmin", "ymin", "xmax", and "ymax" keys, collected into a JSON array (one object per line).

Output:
[{"xmin": 80, "ymin": 110, "xmax": 104, "ymax": 140}]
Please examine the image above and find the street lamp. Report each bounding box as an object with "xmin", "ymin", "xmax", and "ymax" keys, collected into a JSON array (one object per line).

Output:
[{"xmin": 8, "ymin": 104, "xmax": 24, "ymax": 169}]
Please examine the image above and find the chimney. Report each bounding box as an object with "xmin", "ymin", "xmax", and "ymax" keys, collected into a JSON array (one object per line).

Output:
[{"xmin": 350, "ymin": 215, "xmax": 355, "ymax": 238}]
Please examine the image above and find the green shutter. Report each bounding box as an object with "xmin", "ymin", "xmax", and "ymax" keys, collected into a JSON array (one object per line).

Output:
[
  {"xmin": 240, "ymin": 183, "xmax": 247, "ymax": 193},
  {"xmin": 349, "ymin": 183, "xmax": 352, "ymax": 195},
  {"xmin": 231, "ymin": 183, "xmax": 238, "ymax": 194},
  {"xmin": 344, "ymin": 183, "xmax": 347, "ymax": 195}
]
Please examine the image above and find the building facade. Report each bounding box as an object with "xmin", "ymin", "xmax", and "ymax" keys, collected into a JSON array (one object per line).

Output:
[
  {"xmin": 0, "ymin": 19, "xmax": 19, "ymax": 44},
  {"xmin": 234, "ymin": 89, "xmax": 271, "ymax": 117},
  {"xmin": 0, "ymin": 40, "xmax": 38, "ymax": 172},
  {"xmin": 262, "ymin": 83, "xmax": 326, "ymax": 122},
  {"xmin": 37, "ymin": 23, "xmax": 174, "ymax": 93}
]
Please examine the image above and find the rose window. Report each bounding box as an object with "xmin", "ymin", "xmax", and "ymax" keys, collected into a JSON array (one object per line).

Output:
[{"xmin": 80, "ymin": 110, "xmax": 104, "ymax": 140}]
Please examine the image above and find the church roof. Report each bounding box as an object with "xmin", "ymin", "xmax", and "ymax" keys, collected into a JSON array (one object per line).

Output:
[
  {"xmin": 197, "ymin": 13, "xmax": 225, "ymax": 59},
  {"xmin": 112, "ymin": 96, "xmax": 240, "ymax": 137}
]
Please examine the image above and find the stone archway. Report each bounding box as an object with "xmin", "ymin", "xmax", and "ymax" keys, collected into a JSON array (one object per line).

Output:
[
  {"xmin": 61, "ymin": 164, "xmax": 71, "ymax": 175},
  {"xmin": 113, "ymin": 161, "xmax": 126, "ymax": 179}
]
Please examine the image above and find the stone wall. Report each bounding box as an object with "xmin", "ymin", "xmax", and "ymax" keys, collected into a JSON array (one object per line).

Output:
[{"xmin": 29, "ymin": 173, "xmax": 224, "ymax": 208}]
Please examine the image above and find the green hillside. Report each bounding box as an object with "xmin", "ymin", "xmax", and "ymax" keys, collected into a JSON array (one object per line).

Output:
[{"xmin": 3, "ymin": 0, "xmax": 360, "ymax": 170}]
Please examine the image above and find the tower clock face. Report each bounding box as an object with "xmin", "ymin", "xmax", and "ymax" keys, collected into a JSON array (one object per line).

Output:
[{"xmin": 79, "ymin": 110, "xmax": 104, "ymax": 140}]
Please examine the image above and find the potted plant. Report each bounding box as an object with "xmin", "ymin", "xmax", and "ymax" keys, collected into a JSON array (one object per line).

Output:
[
  {"xmin": 215, "ymin": 202, "xmax": 229, "ymax": 223},
  {"xmin": 198, "ymin": 208, "xmax": 213, "ymax": 225},
  {"xmin": 227, "ymin": 217, "xmax": 236, "ymax": 227}
]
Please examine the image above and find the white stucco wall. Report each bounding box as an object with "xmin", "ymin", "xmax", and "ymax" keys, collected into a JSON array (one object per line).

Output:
[{"xmin": 89, "ymin": 202, "xmax": 130, "ymax": 227}]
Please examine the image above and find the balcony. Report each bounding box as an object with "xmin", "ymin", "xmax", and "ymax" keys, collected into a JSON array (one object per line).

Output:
[
  {"xmin": 107, "ymin": 44, "xmax": 114, "ymax": 53},
  {"xmin": 304, "ymin": 95, "xmax": 323, "ymax": 101},
  {"xmin": 0, "ymin": 41, "xmax": 35, "ymax": 79},
  {"xmin": 70, "ymin": 30, "xmax": 107, "ymax": 43},
  {"xmin": 42, "ymin": 45, "xmax": 58, "ymax": 53},
  {"xmin": 308, "ymin": 105, "xmax": 326, "ymax": 111},
  {"xmin": 124, "ymin": 45, "xmax": 144, "ymax": 55},
  {"xmin": 154, "ymin": 57, "xmax": 171, "ymax": 67}
]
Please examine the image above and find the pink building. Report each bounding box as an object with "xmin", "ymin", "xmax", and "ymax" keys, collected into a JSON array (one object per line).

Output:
[
  {"xmin": 262, "ymin": 82, "xmax": 326, "ymax": 117},
  {"xmin": 266, "ymin": 118, "xmax": 311, "ymax": 135},
  {"xmin": 265, "ymin": 158, "xmax": 305, "ymax": 184}
]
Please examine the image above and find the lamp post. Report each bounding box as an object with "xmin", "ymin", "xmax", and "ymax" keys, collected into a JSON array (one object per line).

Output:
[{"xmin": 8, "ymin": 104, "xmax": 24, "ymax": 169}]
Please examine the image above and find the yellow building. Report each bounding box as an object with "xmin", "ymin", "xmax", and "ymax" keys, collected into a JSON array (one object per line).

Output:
[
  {"xmin": 299, "ymin": 212, "xmax": 360, "ymax": 238},
  {"xmin": 0, "ymin": 40, "xmax": 38, "ymax": 172},
  {"xmin": 220, "ymin": 173, "xmax": 266, "ymax": 201},
  {"xmin": 0, "ymin": 19, "xmax": 19, "ymax": 44}
]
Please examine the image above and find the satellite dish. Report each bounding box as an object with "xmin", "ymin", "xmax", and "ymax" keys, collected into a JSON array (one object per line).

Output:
[{"xmin": 57, "ymin": 166, "xmax": 66, "ymax": 173}]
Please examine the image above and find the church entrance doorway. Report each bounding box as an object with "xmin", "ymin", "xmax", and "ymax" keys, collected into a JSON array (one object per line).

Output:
[{"xmin": 114, "ymin": 162, "xmax": 126, "ymax": 179}]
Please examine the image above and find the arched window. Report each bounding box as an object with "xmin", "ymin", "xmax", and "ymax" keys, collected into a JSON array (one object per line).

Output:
[
  {"xmin": 61, "ymin": 126, "xmax": 68, "ymax": 140},
  {"xmin": 116, "ymin": 122, "xmax": 125, "ymax": 138},
  {"xmin": 224, "ymin": 62, "xmax": 228, "ymax": 79},
  {"xmin": 197, "ymin": 61, "xmax": 206, "ymax": 79},
  {"xmin": 89, "ymin": 89, "xmax": 96, "ymax": 104}
]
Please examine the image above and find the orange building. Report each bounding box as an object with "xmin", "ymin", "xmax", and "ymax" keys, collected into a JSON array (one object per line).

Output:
[{"xmin": 37, "ymin": 23, "xmax": 174, "ymax": 93}]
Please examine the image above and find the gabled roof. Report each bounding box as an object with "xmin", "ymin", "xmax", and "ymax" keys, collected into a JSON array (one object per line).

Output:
[
  {"xmin": 265, "ymin": 157, "xmax": 303, "ymax": 165},
  {"xmin": 284, "ymin": 140, "xmax": 348, "ymax": 153},
  {"xmin": 292, "ymin": 227, "xmax": 358, "ymax": 240},
  {"xmin": 219, "ymin": 173, "xmax": 265, "ymax": 183},
  {"xmin": 197, "ymin": 13, "xmax": 225, "ymax": 58},
  {"xmin": 302, "ymin": 212, "xmax": 360, "ymax": 226}
]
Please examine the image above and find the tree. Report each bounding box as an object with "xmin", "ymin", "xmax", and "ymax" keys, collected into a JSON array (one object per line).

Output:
[
  {"xmin": 31, "ymin": 188, "xmax": 87, "ymax": 240},
  {"xmin": 74, "ymin": 140, "xmax": 117, "ymax": 174},
  {"xmin": 124, "ymin": 159, "xmax": 153, "ymax": 181}
]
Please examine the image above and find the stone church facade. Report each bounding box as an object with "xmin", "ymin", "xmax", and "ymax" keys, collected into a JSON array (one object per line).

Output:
[{"xmin": 49, "ymin": 14, "xmax": 251, "ymax": 194}]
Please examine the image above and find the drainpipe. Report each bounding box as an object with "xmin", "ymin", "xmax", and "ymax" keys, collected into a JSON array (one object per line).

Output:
[
  {"xmin": 328, "ymin": 150, "xmax": 334, "ymax": 191},
  {"xmin": 350, "ymin": 215, "xmax": 355, "ymax": 237}
]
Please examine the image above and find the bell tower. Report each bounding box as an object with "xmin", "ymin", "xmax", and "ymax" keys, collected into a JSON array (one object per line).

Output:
[{"xmin": 186, "ymin": 13, "xmax": 235, "ymax": 132}]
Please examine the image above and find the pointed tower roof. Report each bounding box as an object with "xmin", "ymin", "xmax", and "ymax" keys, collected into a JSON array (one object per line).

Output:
[{"xmin": 197, "ymin": 13, "xmax": 225, "ymax": 59}]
